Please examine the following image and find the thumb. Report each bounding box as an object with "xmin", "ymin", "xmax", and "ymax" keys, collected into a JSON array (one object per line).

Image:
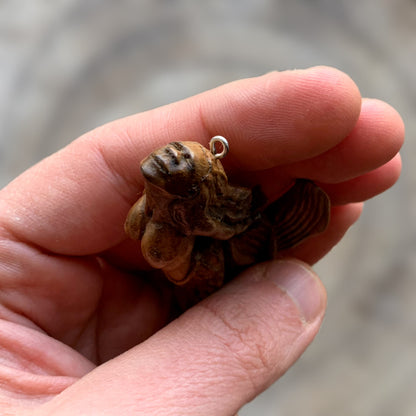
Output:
[{"xmin": 40, "ymin": 260, "xmax": 327, "ymax": 416}]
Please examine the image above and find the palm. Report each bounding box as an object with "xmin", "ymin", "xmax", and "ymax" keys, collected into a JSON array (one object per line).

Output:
[{"xmin": 43, "ymin": 253, "xmax": 169, "ymax": 363}]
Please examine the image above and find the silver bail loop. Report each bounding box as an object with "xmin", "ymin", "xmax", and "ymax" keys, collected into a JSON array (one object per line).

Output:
[{"xmin": 209, "ymin": 136, "xmax": 229, "ymax": 159}]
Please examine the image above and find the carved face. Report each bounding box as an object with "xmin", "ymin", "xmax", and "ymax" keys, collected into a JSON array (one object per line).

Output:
[{"xmin": 141, "ymin": 141, "xmax": 227, "ymax": 198}]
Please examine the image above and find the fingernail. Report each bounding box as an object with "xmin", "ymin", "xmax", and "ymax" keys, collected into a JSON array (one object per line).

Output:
[{"xmin": 265, "ymin": 260, "xmax": 326, "ymax": 323}]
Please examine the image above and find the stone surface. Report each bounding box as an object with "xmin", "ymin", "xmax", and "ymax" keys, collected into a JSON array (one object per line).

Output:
[{"xmin": 1, "ymin": 1, "xmax": 415, "ymax": 414}]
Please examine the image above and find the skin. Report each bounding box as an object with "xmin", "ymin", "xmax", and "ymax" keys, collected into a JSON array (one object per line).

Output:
[{"xmin": 0, "ymin": 66, "xmax": 404, "ymax": 415}]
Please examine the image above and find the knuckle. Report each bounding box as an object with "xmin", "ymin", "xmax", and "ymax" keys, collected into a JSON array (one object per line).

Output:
[{"xmin": 197, "ymin": 301, "xmax": 273, "ymax": 393}]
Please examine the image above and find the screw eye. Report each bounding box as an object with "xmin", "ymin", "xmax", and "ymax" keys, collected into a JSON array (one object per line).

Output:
[{"xmin": 209, "ymin": 136, "xmax": 229, "ymax": 159}]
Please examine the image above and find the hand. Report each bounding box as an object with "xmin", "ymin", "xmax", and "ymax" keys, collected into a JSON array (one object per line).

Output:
[{"xmin": 0, "ymin": 67, "xmax": 403, "ymax": 415}]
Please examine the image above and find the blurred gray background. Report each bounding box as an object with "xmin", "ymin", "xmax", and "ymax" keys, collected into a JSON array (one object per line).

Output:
[{"xmin": 1, "ymin": 1, "xmax": 415, "ymax": 414}]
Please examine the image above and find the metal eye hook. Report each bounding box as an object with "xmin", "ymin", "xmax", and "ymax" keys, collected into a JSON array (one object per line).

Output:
[{"xmin": 209, "ymin": 136, "xmax": 229, "ymax": 159}]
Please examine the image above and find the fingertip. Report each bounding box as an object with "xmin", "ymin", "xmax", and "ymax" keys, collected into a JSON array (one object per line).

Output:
[
  {"xmin": 390, "ymin": 152, "xmax": 403, "ymax": 184},
  {"xmin": 286, "ymin": 96, "xmax": 404, "ymax": 184},
  {"xmin": 259, "ymin": 259, "xmax": 327, "ymax": 324},
  {"xmin": 284, "ymin": 65, "xmax": 362, "ymax": 124},
  {"xmin": 346, "ymin": 201, "xmax": 365, "ymax": 222},
  {"xmin": 294, "ymin": 66, "xmax": 362, "ymax": 139},
  {"xmin": 228, "ymin": 66, "xmax": 363, "ymax": 169},
  {"xmin": 360, "ymin": 98, "xmax": 405, "ymax": 154},
  {"xmin": 319, "ymin": 153, "xmax": 403, "ymax": 205},
  {"xmin": 295, "ymin": 65, "xmax": 362, "ymax": 106}
]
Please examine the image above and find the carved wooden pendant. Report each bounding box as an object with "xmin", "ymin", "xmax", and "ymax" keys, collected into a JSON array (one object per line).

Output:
[{"xmin": 125, "ymin": 137, "xmax": 330, "ymax": 308}]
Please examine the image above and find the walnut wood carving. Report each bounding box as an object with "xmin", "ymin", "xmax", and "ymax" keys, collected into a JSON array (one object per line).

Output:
[{"xmin": 125, "ymin": 140, "xmax": 330, "ymax": 308}]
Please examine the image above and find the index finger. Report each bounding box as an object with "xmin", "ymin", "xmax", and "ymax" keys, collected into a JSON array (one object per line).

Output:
[{"xmin": 0, "ymin": 67, "xmax": 361, "ymax": 255}]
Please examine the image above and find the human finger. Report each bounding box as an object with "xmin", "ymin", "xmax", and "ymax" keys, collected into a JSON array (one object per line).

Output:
[
  {"xmin": 284, "ymin": 98, "xmax": 404, "ymax": 183},
  {"xmin": 37, "ymin": 260, "xmax": 327, "ymax": 416},
  {"xmin": 318, "ymin": 154, "xmax": 402, "ymax": 205},
  {"xmin": 0, "ymin": 66, "xmax": 362, "ymax": 255}
]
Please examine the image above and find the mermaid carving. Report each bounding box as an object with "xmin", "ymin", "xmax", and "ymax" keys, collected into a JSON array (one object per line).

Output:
[{"xmin": 125, "ymin": 137, "xmax": 330, "ymax": 306}]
